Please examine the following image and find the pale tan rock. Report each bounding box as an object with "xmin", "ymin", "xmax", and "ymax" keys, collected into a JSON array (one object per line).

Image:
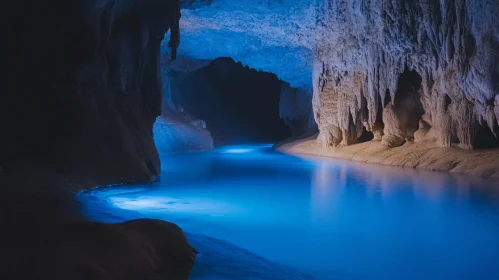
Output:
[
  {"xmin": 381, "ymin": 104, "xmax": 406, "ymax": 148},
  {"xmin": 317, "ymin": 125, "xmax": 342, "ymax": 148},
  {"xmin": 278, "ymin": 135, "xmax": 499, "ymax": 179},
  {"xmin": 312, "ymin": 0, "xmax": 499, "ymax": 150},
  {"xmin": 414, "ymin": 119, "xmax": 437, "ymax": 142}
]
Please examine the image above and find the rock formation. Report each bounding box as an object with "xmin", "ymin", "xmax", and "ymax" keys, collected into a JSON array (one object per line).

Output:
[
  {"xmin": 3, "ymin": 217, "xmax": 196, "ymax": 280},
  {"xmin": 177, "ymin": 0, "xmax": 499, "ymax": 151},
  {"xmin": 2, "ymin": 2, "xmax": 198, "ymax": 279},
  {"xmin": 164, "ymin": 57, "xmax": 292, "ymax": 145},
  {"xmin": 280, "ymin": 83, "xmax": 318, "ymax": 137},
  {"xmin": 2, "ymin": 0, "xmax": 181, "ymax": 184},
  {"xmin": 153, "ymin": 56, "xmax": 214, "ymax": 155},
  {"xmin": 169, "ymin": 0, "xmax": 318, "ymax": 139},
  {"xmin": 312, "ymin": 0, "xmax": 499, "ymax": 150},
  {"xmin": 4, "ymin": 0, "xmax": 495, "ymax": 178},
  {"xmin": 176, "ymin": 0, "xmax": 316, "ymax": 89}
]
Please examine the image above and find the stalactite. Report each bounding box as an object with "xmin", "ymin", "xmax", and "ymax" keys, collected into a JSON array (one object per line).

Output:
[{"xmin": 313, "ymin": 0, "xmax": 499, "ymax": 150}]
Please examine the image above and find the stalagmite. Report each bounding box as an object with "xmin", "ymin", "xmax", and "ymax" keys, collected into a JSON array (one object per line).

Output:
[{"xmin": 312, "ymin": 0, "xmax": 499, "ymax": 150}]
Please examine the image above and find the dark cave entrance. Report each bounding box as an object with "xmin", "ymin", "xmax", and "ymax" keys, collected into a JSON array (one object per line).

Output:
[
  {"xmin": 358, "ymin": 127, "xmax": 375, "ymax": 143},
  {"xmin": 474, "ymin": 124, "xmax": 499, "ymax": 149},
  {"xmin": 473, "ymin": 98, "xmax": 499, "ymax": 149},
  {"xmin": 395, "ymin": 68, "xmax": 425, "ymax": 138},
  {"xmin": 358, "ymin": 94, "xmax": 374, "ymax": 143},
  {"xmin": 170, "ymin": 57, "xmax": 292, "ymax": 146}
]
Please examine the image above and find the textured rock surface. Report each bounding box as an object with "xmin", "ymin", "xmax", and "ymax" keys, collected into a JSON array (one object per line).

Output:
[
  {"xmin": 169, "ymin": 0, "xmax": 318, "ymax": 139},
  {"xmin": 175, "ymin": 0, "xmax": 316, "ymax": 89},
  {"xmin": 312, "ymin": 0, "xmax": 499, "ymax": 150},
  {"xmin": 178, "ymin": 0, "xmax": 499, "ymax": 151},
  {"xmin": 278, "ymin": 136, "xmax": 499, "ymax": 179},
  {"xmin": 1, "ymin": 0, "xmax": 180, "ymax": 184}
]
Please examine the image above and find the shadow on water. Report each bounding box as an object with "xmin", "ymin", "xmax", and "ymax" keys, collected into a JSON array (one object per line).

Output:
[{"xmin": 77, "ymin": 145, "xmax": 499, "ymax": 280}]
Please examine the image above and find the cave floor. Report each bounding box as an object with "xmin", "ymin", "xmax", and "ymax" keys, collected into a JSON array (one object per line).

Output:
[{"xmin": 279, "ymin": 135, "xmax": 499, "ymax": 179}]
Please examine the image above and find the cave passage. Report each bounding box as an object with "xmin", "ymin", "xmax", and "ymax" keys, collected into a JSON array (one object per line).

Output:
[
  {"xmin": 169, "ymin": 57, "xmax": 292, "ymax": 146},
  {"xmin": 6, "ymin": 1, "xmax": 499, "ymax": 280},
  {"xmin": 394, "ymin": 68, "xmax": 425, "ymax": 135},
  {"xmin": 474, "ymin": 124, "xmax": 499, "ymax": 149}
]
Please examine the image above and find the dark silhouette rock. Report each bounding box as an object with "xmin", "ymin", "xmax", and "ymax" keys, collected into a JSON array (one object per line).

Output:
[
  {"xmin": 0, "ymin": 2, "xmax": 196, "ymax": 280},
  {"xmin": 3, "ymin": 217, "xmax": 196, "ymax": 280},
  {"xmin": 1, "ymin": 0, "xmax": 181, "ymax": 184},
  {"xmin": 168, "ymin": 57, "xmax": 291, "ymax": 146}
]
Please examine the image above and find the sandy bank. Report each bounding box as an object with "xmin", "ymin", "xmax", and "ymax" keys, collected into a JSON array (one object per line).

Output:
[{"xmin": 278, "ymin": 135, "xmax": 499, "ymax": 179}]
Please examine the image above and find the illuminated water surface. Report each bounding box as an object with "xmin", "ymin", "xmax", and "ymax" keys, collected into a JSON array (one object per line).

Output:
[{"xmin": 78, "ymin": 145, "xmax": 499, "ymax": 279}]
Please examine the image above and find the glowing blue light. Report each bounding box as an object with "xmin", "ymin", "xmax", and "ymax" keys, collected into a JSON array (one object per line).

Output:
[
  {"xmin": 222, "ymin": 148, "xmax": 254, "ymax": 154},
  {"xmin": 107, "ymin": 195, "xmax": 242, "ymax": 217},
  {"xmin": 110, "ymin": 196, "xmax": 171, "ymax": 210},
  {"xmin": 218, "ymin": 144, "xmax": 273, "ymax": 154}
]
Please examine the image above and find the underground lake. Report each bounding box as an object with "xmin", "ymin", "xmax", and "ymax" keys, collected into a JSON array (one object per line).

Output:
[
  {"xmin": 6, "ymin": 1, "xmax": 499, "ymax": 279},
  {"xmin": 77, "ymin": 144, "xmax": 499, "ymax": 280}
]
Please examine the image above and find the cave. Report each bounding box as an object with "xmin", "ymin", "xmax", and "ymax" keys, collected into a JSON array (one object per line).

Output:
[
  {"xmin": 474, "ymin": 124, "xmax": 499, "ymax": 149},
  {"xmin": 394, "ymin": 68, "xmax": 425, "ymax": 137},
  {"xmin": 358, "ymin": 127, "xmax": 375, "ymax": 143},
  {"xmin": 168, "ymin": 57, "xmax": 292, "ymax": 146},
  {"xmin": 379, "ymin": 69, "xmax": 425, "ymax": 147},
  {"xmin": 3, "ymin": 1, "xmax": 499, "ymax": 280},
  {"xmin": 383, "ymin": 89, "xmax": 392, "ymax": 108},
  {"xmin": 358, "ymin": 93, "xmax": 375, "ymax": 143}
]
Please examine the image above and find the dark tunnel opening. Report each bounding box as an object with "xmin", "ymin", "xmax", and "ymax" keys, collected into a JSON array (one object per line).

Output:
[
  {"xmin": 358, "ymin": 93, "xmax": 374, "ymax": 143},
  {"xmin": 395, "ymin": 68, "xmax": 425, "ymax": 138},
  {"xmin": 169, "ymin": 57, "xmax": 292, "ymax": 146},
  {"xmin": 383, "ymin": 89, "xmax": 392, "ymax": 108},
  {"xmin": 358, "ymin": 127, "xmax": 375, "ymax": 143},
  {"xmin": 474, "ymin": 124, "xmax": 499, "ymax": 149}
]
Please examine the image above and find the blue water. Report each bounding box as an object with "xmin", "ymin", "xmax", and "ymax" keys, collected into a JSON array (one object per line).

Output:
[{"xmin": 78, "ymin": 145, "xmax": 499, "ymax": 280}]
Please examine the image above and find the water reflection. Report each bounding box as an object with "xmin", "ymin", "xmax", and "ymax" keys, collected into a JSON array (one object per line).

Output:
[
  {"xmin": 308, "ymin": 154, "xmax": 499, "ymax": 204},
  {"xmin": 310, "ymin": 160, "xmax": 346, "ymax": 223}
]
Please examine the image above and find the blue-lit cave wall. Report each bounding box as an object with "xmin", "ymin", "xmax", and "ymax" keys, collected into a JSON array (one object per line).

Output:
[
  {"xmin": 166, "ymin": 57, "xmax": 292, "ymax": 146},
  {"xmin": 153, "ymin": 66, "xmax": 215, "ymax": 156},
  {"xmin": 155, "ymin": 0, "xmax": 318, "ymax": 149},
  {"xmin": 175, "ymin": 0, "xmax": 499, "ymax": 150},
  {"xmin": 175, "ymin": 0, "xmax": 315, "ymax": 89},
  {"xmin": 153, "ymin": 54, "xmax": 316, "ymax": 151}
]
